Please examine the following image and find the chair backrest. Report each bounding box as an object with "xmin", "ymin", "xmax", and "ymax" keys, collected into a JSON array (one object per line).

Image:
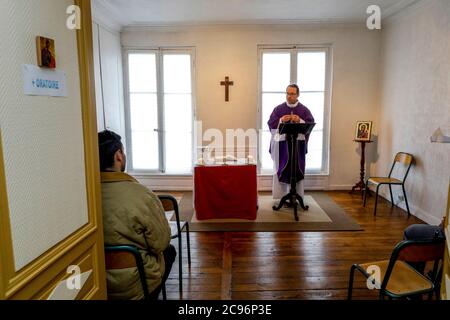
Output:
[
  {"xmin": 381, "ymin": 239, "xmax": 445, "ymax": 291},
  {"xmin": 388, "ymin": 152, "xmax": 414, "ymax": 182},
  {"xmin": 104, "ymin": 245, "xmax": 150, "ymax": 300},
  {"xmin": 394, "ymin": 152, "xmax": 414, "ymax": 165},
  {"xmin": 158, "ymin": 195, "xmax": 181, "ymax": 234}
]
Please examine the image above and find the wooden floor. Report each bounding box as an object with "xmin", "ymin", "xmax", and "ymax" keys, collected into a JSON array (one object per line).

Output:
[{"xmin": 164, "ymin": 191, "xmax": 424, "ymax": 300}]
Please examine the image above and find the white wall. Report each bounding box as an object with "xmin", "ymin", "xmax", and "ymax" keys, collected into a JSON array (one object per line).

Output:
[
  {"xmin": 378, "ymin": 0, "xmax": 450, "ymax": 224},
  {"xmin": 92, "ymin": 20, "xmax": 126, "ymax": 141},
  {"xmin": 122, "ymin": 24, "xmax": 382, "ymax": 189},
  {"xmin": 0, "ymin": 0, "xmax": 88, "ymax": 270}
]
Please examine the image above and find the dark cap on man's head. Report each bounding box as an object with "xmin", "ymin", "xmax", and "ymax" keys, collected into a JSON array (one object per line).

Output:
[{"xmin": 98, "ymin": 130, "xmax": 123, "ymax": 171}]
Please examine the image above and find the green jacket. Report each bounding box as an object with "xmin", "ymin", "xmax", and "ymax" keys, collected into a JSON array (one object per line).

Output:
[{"xmin": 101, "ymin": 172, "xmax": 171, "ymax": 299}]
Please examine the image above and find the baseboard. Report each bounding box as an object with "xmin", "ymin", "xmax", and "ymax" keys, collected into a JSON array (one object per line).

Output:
[
  {"xmin": 257, "ymin": 175, "xmax": 331, "ymax": 191},
  {"xmin": 134, "ymin": 175, "xmax": 193, "ymax": 191},
  {"xmin": 133, "ymin": 174, "xmax": 336, "ymax": 192},
  {"xmin": 375, "ymin": 189, "xmax": 441, "ymax": 225},
  {"xmin": 327, "ymin": 185, "xmax": 354, "ymax": 191}
]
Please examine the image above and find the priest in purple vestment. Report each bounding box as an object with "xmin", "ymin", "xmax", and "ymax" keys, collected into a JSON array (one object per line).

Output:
[{"xmin": 267, "ymin": 84, "xmax": 315, "ymax": 200}]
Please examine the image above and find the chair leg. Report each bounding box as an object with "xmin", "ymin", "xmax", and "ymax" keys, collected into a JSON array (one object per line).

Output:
[
  {"xmin": 388, "ymin": 185, "xmax": 394, "ymax": 207},
  {"xmin": 374, "ymin": 185, "xmax": 381, "ymax": 216},
  {"xmin": 402, "ymin": 185, "xmax": 411, "ymax": 217},
  {"xmin": 363, "ymin": 180, "xmax": 369, "ymax": 207},
  {"xmin": 186, "ymin": 222, "xmax": 191, "ymax": 266},
  {"xmin": 178, "ymin": 235, "xmax": 183, "ymax": 294},
  {"xmin": 378, "ymin": 290, "xmax": 388, "ymax": 300},
  {"xmin": 348, "ymin": 265, "xmax": 356, "ymax": 300}
]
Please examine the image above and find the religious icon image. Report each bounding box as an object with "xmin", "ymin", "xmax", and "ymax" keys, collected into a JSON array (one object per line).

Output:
[
  {"xmin": 355, "ymin": 121, "xmax": 372, "ymax": 141},
  {"xmin": 36, "ymin": 36, "xmax": 56, "ymax": 69}
]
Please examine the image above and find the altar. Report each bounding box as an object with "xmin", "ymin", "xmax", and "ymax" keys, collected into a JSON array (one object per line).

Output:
[{"xmin": 194, "ymin": 164, "xmax": 258, "ymax": 220}]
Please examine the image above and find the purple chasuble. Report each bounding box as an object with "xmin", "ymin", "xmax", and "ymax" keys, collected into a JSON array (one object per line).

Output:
[{"xmin": 267, "ymin": 102, "xmax": 315, "ymax": 184}]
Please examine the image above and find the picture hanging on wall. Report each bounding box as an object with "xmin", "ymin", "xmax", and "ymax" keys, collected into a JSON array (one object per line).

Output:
[{"xmin": 36, "ymin": 36, "xmax": 56, "ymax": 69}]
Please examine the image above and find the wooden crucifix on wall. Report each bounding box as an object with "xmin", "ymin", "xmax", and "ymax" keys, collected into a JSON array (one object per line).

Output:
[{"xmin": 220, "ymin": 76, "xmax": 234, "ymax": 102}]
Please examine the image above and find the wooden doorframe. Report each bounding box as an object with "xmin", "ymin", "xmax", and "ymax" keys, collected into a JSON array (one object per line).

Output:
[
  {"xmin": 0, "ymin": 0, "xmax": 106, "ymax": 300},
  {"xmin": 0, "ymin": 129, "xmax": 14, "ymax": 300}
]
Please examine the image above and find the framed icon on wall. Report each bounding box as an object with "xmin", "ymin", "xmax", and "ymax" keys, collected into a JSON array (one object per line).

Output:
[
  {"xmin": 36, "ymin": 36, "xmax": 56, "ymax": 69},
  {"xmin": 355, "ymin": 121, "xmax": 372, "ymax": 141}
]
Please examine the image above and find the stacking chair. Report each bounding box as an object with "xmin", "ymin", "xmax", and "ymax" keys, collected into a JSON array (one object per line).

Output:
[
  {"xmin": 347, "ymin": 238, "xmax": 445, "ymax": 300},
  {"xmin": 104, "ymin": 245, "xmax": 166, "ymax": 300},
  {"xmin": 158, "ymin": 195, "xmax": 191, "ymax": 294},
  {"xmin": 363, "ymin": 152, "xmax": 414, "ymax": 216}
]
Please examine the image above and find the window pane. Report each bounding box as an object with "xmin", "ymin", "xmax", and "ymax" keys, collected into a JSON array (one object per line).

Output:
[
  {"xmin": 130, "ymin": 93, "xmax": 158, "ymax": 131},
  {"xmin": 127, "ymin": 51, "xmax": 195, "ymax": 173},
  {"xmin": 131, "ymin": 131, "xmax": 159, "ymax": 170},
  {"xmin": 164, "ymin": 54, "xmax": 192, "ymax": 94},
  {"xmin": 262, "ymin": 53, "xmax": 290, "ymax": 92},
  {"xmin": 261, "ymin": 130, "xmax": 273, "ymax": 173},
  {"xmin": 165, "ymin": 130, "xmax": 192, "ymax": 174},
  {"xmin": 297, "ymin": 52, "xmax": 326, "ymax": 92},
  {"xmin": 260, "ymin": 49, "xmax": 329, "ymax": 174},
  {"xmin": 262, "ymin": 93, "xmax": 286, "ymax": 129},
  {"xmin": 164, "ymin": 94, "xmax": 192, "ymax": 132},
  {"xmin": 129, "ymin": 53, "xmax": 157, "ymax": 93},
  {"xmin": 306, "ymin": 130, "xmax": 323, "ymax": 170},
  {"xmin": 164, "ymin": 94, "xmax": 192, "ymax": 173},
  {"xmin": 300, "ymin": 92, "xmax": 324, "ymax": 130}
]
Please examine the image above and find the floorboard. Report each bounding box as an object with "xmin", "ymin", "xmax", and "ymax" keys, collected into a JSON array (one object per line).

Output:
[{"xmin": 163, "ymin": 191, "xmax": 424, "ymax": 300}]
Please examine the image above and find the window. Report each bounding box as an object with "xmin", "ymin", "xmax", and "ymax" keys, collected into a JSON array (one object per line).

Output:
[
  {"xmin": 125, "ymin": 49, "xmax": 195, "ymax": 174},
  {"xmin": 258, "ymin": 46, "xmax": 331, "ymax": 175}
]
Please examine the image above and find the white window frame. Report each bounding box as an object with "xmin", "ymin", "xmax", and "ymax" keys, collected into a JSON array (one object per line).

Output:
[
  {"xmin": 257, "ymin": 44, "xmax": 333, "ymax": 176},
  {"xmin": 123, "ymin": 47, "xmax": 197, "ymax": 175}
]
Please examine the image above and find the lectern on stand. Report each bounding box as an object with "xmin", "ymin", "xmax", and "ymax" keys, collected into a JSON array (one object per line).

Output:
[{"xmin": 272, "ymin": 122, "xmax": 316, "ymax": 221}]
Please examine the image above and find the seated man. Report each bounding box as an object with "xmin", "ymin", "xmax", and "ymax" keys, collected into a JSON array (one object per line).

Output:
[{"xmin": 98, "ymin": 130, "xmax": 176, "ymax": 300}]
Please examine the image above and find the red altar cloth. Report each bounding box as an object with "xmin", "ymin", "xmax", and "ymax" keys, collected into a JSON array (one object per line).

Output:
[{"xmin": 194, "ymin": 165, "xmax": 258, "ymax": 220}]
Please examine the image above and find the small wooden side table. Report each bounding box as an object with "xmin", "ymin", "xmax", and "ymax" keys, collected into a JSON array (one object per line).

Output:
[{"xmin": 350, "ymin": 140, "xmax": 373, "ymax": 196}]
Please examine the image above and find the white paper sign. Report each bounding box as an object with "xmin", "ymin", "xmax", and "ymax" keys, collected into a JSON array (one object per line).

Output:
[{"xmin": 23, "ymin": 64, "xmax": 67, "ymax": 97}]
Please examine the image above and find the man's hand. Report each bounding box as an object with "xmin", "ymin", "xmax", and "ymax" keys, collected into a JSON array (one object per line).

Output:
[
  {"xmin": 280, "ymin": 115, "xmax": 292, "ymax": 123},
  {"xmin": 291, "ymin": 115, "xmax": 302, "ymax": 123}
]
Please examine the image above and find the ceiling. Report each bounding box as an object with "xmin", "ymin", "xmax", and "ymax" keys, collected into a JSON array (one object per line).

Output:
[{"xmin": 93, "ymin": 0, "xmax": 420, "ymax": 27}]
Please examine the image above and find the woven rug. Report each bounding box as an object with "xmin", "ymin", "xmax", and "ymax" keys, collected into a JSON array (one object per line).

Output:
[{"xmin": 177, "ymin": 192, "xmax": 362, "ymax": 232}]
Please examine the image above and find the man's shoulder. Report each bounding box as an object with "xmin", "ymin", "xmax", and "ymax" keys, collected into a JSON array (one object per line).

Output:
[
  {"xmin": 298, "ymin": 102, "xmax": 312, "ymax": 113},
  {"xmin": 102, "ymin": 180, "xmax": 161, "ymax": 214},
  {"xmin": 103, "ymin": 179, "xmax": 151, "ymax": 196},
  {"xmin": 274, "ymin": 102, "xmax": 287, "ymax": 111},
  {"xmin": 124, "ymin": 180, "xmax": 155, "ymax": 196}
]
